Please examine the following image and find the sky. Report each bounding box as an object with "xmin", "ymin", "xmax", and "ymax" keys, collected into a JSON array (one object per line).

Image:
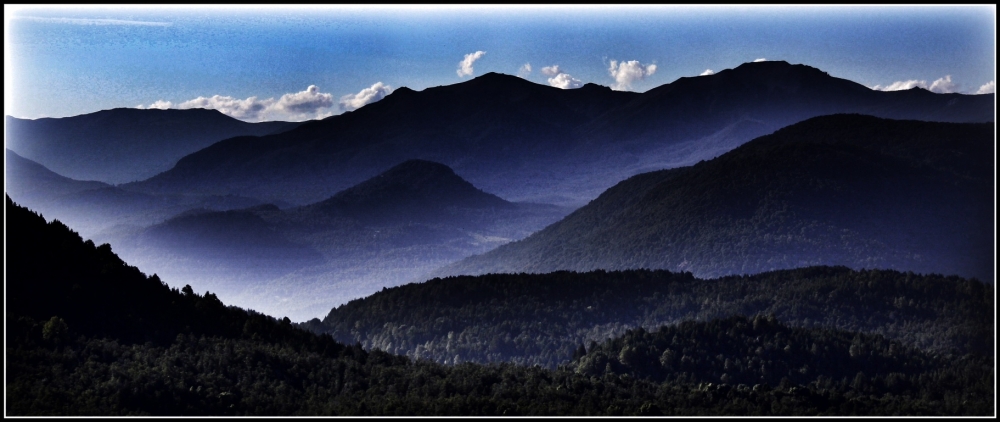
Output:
[{"xmin": 4, "ymin": 5, "xmax": 996, "ymax": 122}]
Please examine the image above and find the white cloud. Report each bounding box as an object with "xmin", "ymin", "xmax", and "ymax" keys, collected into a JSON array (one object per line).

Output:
[
  {"xmin": 975, "ymin": 80, "xmax": 995, "ymax": 95},
  {"xmin": 700, "ymin": 69, "xmax": 715, "ymax": 76},
  {"xmin": 608, "ymin": 60, "xmax": 657, "ymax": 91},
  {"xmin": 540, "ymin": 65, "xmax": 583, "ymax": 89},
  {"xmin": 518, "ymin": 63, "xmax": 532, "ymax": 78},
  {"xmin": 19, "ymin": 16, "xmax": 171, "ymax": 26},
  {"xmin": 548, "ymin": 73, "xmax": 583, "ymax": 89},
  {"xmin": 140, "ymin": 85, "xmax": 339, "ymax": 122},
  {"xmin": 753, "ymin": 58, "xmax": 767, "ymax": 62},
  {"xmin": 271, "ymin": 85, "xmax": 336, "ymax": 118},
  {"xmin": 541, "ymin": 65, "xmax": 562, "ymax": 77},
  {"xmin": 457, "ymin": 50, "xmax": 486, "ymax": 77},
  {"xmin": 339, "ymin": 82, "xmax": 393, "ymax": 112},
  {"xmin": 928, "ymin": 75, "xmax": 959, "ymax": 94}
]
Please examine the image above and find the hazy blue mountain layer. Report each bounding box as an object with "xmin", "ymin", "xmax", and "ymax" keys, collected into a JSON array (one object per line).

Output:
[
  {"xmin": 6, "ymin": 108, "xmax": 300, "ymax": 184},
  {"xmin": 109, "ymin": 160, "xmax": 570, "ymax": 321}
]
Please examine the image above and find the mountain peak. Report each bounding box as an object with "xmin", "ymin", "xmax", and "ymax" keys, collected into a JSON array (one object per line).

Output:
[
  {"xmin": 311, "ymin": 159, "xmax": 511, "ymax": 221},
  {"xmin": 729, "ymin": 60, "xmax": 826, "ymax": 76},
  {"xmin": 580, "ymin": 82, "xmax": 612, "ymax": 91},
  {"xmin": 460, "ymin": 72, "xmax": 538, "ymax": 89},
  {"xmin": 476, "ymin": 71, "xmax": 518, "ymax": 80},
  {"xmin": 737, "ymin": 59, "xmax": 792, "ymax": 67},
  {"xmin": 390, "ymin": 86, "xmax": 416, "ymax": 96}
]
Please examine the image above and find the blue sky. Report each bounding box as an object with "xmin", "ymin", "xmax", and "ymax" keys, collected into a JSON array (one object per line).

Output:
[{"xmin": 5, "ymin": 5, "xmax": 996, "ymax": 122}]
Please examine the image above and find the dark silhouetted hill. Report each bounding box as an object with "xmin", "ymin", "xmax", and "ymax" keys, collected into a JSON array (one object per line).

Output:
[{"xmin": 6, "ymin": 148, "xmax": 110, "ymax": 201}]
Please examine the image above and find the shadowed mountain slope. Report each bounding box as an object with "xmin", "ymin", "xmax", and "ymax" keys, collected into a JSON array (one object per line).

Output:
[
  {"xmin": 305, "ymin": 159, "xmax": 514, "ymax": 225},
  {"xmin": 434, "ymin": 114, "xmax": 995, "ymax": 282},
  {"xmin": 6, "ymin": 149, "xmax": 110, "ymax": 201}
]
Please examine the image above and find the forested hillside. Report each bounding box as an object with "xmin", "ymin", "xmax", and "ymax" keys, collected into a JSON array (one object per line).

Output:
[{"xmin": 569, "ymin": 315, "xmax": 992, "ymax": 415}]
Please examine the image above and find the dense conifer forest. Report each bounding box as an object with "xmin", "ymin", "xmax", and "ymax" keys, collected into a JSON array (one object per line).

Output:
[{"xmin": 310, "ymin": 268, "xmax": 992, "ymax": 369}]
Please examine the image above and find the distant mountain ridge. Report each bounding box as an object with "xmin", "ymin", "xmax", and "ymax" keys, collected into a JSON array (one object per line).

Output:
[
  {"xmin": 6, "ymin": 108, "xmax": 302, "ymax": 184},
  {"xmin": 433, "ymin": 114, "xmax": 995, "ymax": 282},
  {"xmin": 123, "ymin": 61, "xmax": 994, "ymax": 207},
  {"xmin": 5, "ymin": 148, "xmax": 273, "ymax": 238}
]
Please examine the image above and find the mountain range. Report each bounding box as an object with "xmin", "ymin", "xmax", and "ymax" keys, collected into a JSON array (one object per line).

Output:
[
  {"xmin": 6, "ymin": 108, "xmax": 300, "ymax": 184},
  {"xmin": 434, "ymin": 114, "xmax": 995, "ymax": 282},
  {"xmin": 120, "ymin": 61, "xmax": 994, "ymax": 207}
]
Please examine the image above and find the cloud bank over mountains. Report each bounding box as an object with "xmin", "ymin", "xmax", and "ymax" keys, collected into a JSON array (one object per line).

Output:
[
  {"xmin": 871, "ymin": 75, "xmax": 960, "ymax": 94},
  {"xmin": 870, "ymin": 74, "xmax": 994, "ymax": 95},
  {"xmin": 138, "ymin": 83, "xmax": 392, "ymax": 122}
]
